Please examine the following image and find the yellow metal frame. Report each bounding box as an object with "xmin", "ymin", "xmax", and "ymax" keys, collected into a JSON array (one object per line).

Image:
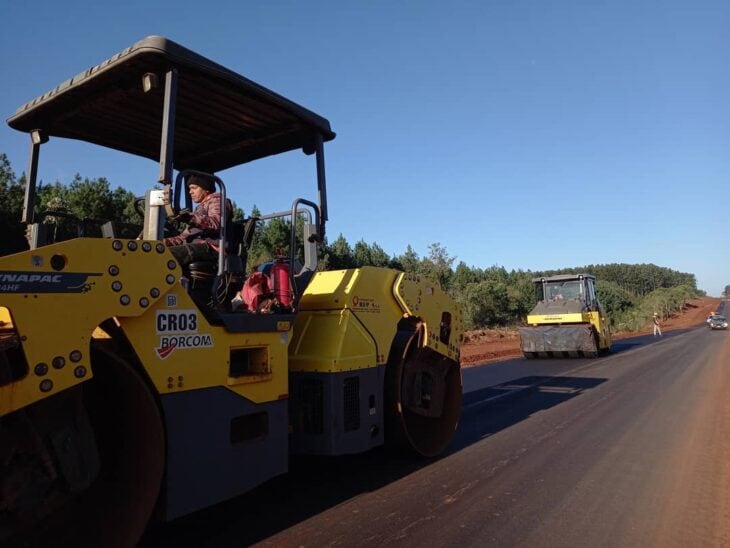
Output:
[
  {"xmin": 290, "ymin": 267, "xmax": 462, "ymax": 373},
  {"xmin": 0, "ymin": 238, "xmax": 293, "ymax": 415},
  {"xmin": 0, "ymin": 239, "xmax": 175, "ymax": 415},
  {"xmin": 118, "ymin": 288, "xmax": 290, "ymax": 404},
  {"xmin": 2, "ymin": 243, "xmax": 463, "ymax": 417}
]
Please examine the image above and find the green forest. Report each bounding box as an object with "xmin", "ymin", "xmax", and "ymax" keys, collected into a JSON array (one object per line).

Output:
[{"xmin": 0, "ymin": 153, "xmax": 705, "ymax": 332}]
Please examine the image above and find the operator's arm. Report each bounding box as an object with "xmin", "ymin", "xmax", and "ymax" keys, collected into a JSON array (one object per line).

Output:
[
  {"xmin": 163, "ymin": 211, "xmax": 195, "ymax": 246},
  {"xmin": 164, "ymin": 195, "xmax": 230, "ymax": 246},
  {"xmin": 164, "ymin": 232, "xmax": 187, "ymax": 246}
]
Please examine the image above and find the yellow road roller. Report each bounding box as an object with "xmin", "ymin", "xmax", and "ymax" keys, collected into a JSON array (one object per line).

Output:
[
  {"xmin": 0, "ymin": 36, "xmax": 463, "ymax": 546},
  {"xmin": 519, "ymin": 274, "xmax": 611, "ymax": 358}
]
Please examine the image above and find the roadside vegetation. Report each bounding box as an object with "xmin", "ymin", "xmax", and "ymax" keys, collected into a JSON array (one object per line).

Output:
[{"xmin": 0, "ymin": 153, "xmax": 705, "ymax": 332}]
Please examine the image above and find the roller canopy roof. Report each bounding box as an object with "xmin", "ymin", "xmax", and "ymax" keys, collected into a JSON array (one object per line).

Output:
[
  {"xmin": 532, "ymin": 274, "xmax": 595, "ymax": 283},
  {"xmin": 7, "ymin": 35, "xmax": 335, "ymax": 173}
]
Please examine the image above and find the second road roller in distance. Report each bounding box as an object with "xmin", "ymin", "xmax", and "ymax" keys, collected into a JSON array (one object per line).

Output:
[{"xmin": 519, "ymin": 273, "xmax": 612, "ymax": 358}]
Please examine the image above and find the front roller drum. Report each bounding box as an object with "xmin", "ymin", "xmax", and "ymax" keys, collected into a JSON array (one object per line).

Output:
[
  {"xmin": 0, "ymin": 345, "xmax": 165, "ymax": 547},
  {"xmin": 519, "ymin": 325, "xmax": 599, "ymax": 358},
  {"xmin": 385, "ymin": 324, "xmax": 462, "ymax": 457}
]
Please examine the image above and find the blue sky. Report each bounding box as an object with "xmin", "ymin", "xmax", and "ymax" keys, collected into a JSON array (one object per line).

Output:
[{"xmin": 1, "ymin": 1, "xmax": 728, "ymax": 295}]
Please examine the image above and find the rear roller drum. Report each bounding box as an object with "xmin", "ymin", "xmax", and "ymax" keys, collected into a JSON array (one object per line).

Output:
[{"xmin": 385, "ymin": 324, "xmax": 462, "ymax": 458}]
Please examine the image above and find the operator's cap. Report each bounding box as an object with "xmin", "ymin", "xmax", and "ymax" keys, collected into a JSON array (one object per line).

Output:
[
  {"xmin": 188, "ymin": 173, "xmax": 216, "ymax": 193},
  {"xmin": 653, "ymin": 312, "xmax": 658, "ymax": 316}
]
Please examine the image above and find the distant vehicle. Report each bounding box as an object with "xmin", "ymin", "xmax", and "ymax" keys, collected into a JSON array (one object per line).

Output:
[
  {"xmin": 708, "ymin": 315, "xmax": 728, "ymax": 330},
  {"xmin": 706, "ymin": 313, "xmax": 718, "ymax": 324}
]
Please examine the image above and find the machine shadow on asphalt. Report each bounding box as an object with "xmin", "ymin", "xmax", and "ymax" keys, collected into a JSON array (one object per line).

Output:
[
  {"xmin": 451, "ymin": 376, "xmax": 607, "ymax": 452},
  {"xmin": 142, "ymin": 375, "xmax": 607, "ymax": 546},
  {"xmin": 142, "ymin": 445, "xmax": 437, "ymax": 546}
]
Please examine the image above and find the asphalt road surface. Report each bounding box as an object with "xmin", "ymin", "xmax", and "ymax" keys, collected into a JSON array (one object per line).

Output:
[{"xmin": 143, "ymin": 321, "xmax": 730, "ymax": 547}]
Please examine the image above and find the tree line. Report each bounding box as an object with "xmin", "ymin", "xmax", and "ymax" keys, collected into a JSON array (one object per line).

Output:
[{"xmin": 0, "ymin": 154, "xmax": 703, "ymax": 332}]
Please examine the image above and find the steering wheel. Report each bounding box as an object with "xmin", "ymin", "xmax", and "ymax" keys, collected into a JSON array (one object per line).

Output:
[
  {"xmin": 133, "ymin": 196, "xmax": 146, "ymax": 219},
  {"xmin": 132, "ymin": 195, "xmax": 183, "ymax": 239}
]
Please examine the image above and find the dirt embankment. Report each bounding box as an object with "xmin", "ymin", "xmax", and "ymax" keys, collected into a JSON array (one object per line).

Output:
[{"xmin": 460, "ymin": 297, "xmax": 723, "ymax": 368}]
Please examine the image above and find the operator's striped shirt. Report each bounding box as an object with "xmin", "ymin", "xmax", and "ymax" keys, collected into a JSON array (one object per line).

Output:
[{"xmin": 164, "ymin": 192, "xmax": 232, "ymax": 248}]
